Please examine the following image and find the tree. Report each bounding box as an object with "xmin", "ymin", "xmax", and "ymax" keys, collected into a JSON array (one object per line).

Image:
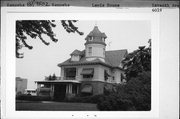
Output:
[
  {"xmin": 48, "ymin": 75, "xmax": 52, "ymax": 80},
  {"xmin": 122, "ymin": 39, "xmax": 151, "ymax": 80},
  {"xmin": 124, "ymin": 71, "xmax": 151, "ymax": 110},
  {"xmin": 97, "ymin": 70, "xmax": 151, "ymax": 111},
  {"xmin": 16, "ymin": 20, "xmax": 83, "ymax": 58},
  {"xmin": 97, "ymin": 40, "xmax": 151, "ymax": 111},
  {"xmin": 52, "ymin": 73, "xmax": 56, "ymax": 80}
]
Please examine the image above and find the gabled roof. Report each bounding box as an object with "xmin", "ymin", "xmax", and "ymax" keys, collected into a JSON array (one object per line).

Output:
[
  {"xmin": 58, "ymin": 49, "xmax": 128, "ymax": 69},
  {"xmin": 105, "ymin": 50, "xmax": 128, "ymax": 67},
  {"xmin": 70, "ymin": 49, "xmax": 82, "ymax": 56}
]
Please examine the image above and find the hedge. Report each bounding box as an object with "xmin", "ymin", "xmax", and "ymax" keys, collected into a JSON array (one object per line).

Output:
[{"xmin": 16, "ymin": 94, "xmax": 51, "ymax": 101}]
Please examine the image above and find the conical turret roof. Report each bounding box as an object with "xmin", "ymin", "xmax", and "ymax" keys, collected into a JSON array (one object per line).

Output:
[
  {"xmin": 87, "ymin": 26, "xmax": 107, "ymax": 38},
  {"xmin": 85, "ymin": 26, "xmax": 107, "ymax": 46}
]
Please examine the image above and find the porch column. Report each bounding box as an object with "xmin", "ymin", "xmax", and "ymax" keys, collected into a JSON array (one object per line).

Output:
[
  {"xmin": 66, "ymin": 84, "xmax": 69, "ymax": 94},
  {"xmin": 37, "ymin": 83, "xmax": 41, "ymax": 96},
  {"xmin": 69, "ymin": 84, "xmax": 72, "ymax": 94},
  {"xmin": 50, "ymin": 84, "xmax": 54, "ymax": 100},
  {"xmin": 61, "ymin": 67, "xmax": 64, "ymax": 80}
]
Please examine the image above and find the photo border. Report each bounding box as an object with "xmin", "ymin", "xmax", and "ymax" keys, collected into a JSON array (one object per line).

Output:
[{"xmin": 1, "ymin": 7, "xmax": 161, "ymax": 119}]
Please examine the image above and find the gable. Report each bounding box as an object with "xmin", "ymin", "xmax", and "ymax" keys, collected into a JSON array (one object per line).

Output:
[{"xmin": 105, "ymin": 50, "xmax": 128, "ymax": 67}]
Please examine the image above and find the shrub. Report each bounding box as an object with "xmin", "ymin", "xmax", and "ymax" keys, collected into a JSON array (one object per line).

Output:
[
  {"xmin": 97, "ymin": 71, "xmax": 151, "ymax": 111},
  {"xmin": 97, "ymin": 93, "xmax": 135, "ymax": 111},
  {"xmin": 64, "ymin": 94, "xmax": 104, "ymax": 104},
  {"xmin": 16, "ymin": 94, "xmax": 51, "ymax": 101}
]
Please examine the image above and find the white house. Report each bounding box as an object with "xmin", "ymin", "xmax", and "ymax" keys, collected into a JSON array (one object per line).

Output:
[{"xmin": 36, "ymin": 26, "xmax": 127, "ymax": 100}]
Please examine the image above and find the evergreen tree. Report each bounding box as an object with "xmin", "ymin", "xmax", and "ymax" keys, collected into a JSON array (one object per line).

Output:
[
  {"xmin": 48, "ymin": 75, "xmax": 52, "ymax": 80},
  {"xmin": 52, "ymin": 73, "xmax": 56, "ymax": 80},
  {"xmin": 122, "ymin": 39, "xmax": 151, "ymax": 81}
]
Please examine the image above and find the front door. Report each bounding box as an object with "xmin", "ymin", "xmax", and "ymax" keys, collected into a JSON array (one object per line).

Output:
[{"xmin": 54, "ymin": 84, "xmax": 66, "ymax": 101}]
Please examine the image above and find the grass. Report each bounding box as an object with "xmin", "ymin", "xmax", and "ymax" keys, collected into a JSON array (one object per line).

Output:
[{"xmin": 16, "ymin": 101, "xmax": 98, "ymax": 111}]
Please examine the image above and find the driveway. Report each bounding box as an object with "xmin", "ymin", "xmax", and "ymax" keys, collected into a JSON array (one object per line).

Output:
[{"xmin": 16, "ymin": 101, "xmax": 98, "ymax": 111}]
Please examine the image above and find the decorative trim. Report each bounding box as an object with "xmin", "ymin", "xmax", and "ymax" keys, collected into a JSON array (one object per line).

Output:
[{"xmin": 84, "ymin": 42, "xmax": 106, "ymax": 46}]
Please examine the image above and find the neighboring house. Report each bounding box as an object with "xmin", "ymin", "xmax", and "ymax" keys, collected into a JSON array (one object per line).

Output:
[
  {"xmin": 35, "ymin": 26, "xmax": 127, "ymax": 100},
  {"xmin": 16, "ymin": 77, "xmax": 27, "ymax": 95}
]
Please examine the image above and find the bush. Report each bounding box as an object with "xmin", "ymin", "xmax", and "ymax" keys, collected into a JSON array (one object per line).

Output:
[
  {"xmin": 64, "ymin": 94, "xmax": 105, "ymax": 104},
  {"xmin": 97, "ymin": 93, "xmax": 135, "ymax": 111},
  {"xmin": 16, "ymin": 94, "xmax": 51, "ymax": 101},
  {"xmin": 97, "ymin": 71, "xmax": 151, "ymax": 111}
]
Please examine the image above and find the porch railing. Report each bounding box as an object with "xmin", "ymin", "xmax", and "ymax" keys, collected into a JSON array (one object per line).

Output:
[
  {"xmin": 45, "ymin": 77, "xmax": 77, "ymax": 81},
  {"xmin": 61, "ymin": 77, "xmax": 76, "ymax": 80}
]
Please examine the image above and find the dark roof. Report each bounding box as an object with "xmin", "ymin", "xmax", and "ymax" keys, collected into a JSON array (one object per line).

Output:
[
  {"xmin": 58, "ymin": 49, "xmax": 127, "ymax": 69},
  {"xmin": 85, "ymin": 26, "xmax": 107, "ymax": 46},
  {"xmin": 87, "ymin": 26, "xmax": 107, "ymax": 38},
  {"xmin": 105, "ymin": 50, "xmax": 127, "ymax": 67},
  {"xmin": 70, "ymin": 49, "xmax": 82, "ymax": 56}
]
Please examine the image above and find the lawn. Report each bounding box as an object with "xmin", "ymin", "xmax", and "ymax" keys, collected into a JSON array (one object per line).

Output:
[{"xmin": 16, "ymin": 101, "xmax": 98, "ymax": 111}]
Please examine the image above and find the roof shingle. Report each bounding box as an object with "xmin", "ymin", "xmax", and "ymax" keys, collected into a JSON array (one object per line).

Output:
[
  {"xmin": 58, "ymin": 49, "xmax": 127, "ymax": 69},
  {"xmin": 70, "ymin": 49, "xmax": 82, "ymax": 56}
]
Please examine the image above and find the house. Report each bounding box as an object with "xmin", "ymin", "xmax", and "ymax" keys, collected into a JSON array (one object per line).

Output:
[
  {"xmin": 35, "ymin": 26, "xmax": 127, "ymax": 100},
  {"xmin": 16, "ymin": 77, "xmax": 28, "ymax": 95}
]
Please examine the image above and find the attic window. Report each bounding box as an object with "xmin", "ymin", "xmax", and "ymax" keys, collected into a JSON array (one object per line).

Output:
[
  {"xmin": 89, "ymin": 37, "xmax": 93, "ymax": 41},
  {"xmin": 71, "ymin": 55, "xmax": 80, "ymax": 61}
]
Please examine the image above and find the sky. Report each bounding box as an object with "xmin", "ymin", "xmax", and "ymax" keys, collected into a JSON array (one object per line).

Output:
[{"xmin": 16, "ymin": 20, "xmax": 151, "ymax": 89}]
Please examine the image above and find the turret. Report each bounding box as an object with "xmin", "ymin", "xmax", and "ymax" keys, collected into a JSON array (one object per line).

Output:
[{"xmin": 85, "ymin": 26, "xmax": 107, "ymax": 62}]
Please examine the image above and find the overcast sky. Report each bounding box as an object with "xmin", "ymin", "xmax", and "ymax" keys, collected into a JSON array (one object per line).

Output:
[{"xmin": 16, "ymin": 20, "xmax": 151, "ymax": 89}]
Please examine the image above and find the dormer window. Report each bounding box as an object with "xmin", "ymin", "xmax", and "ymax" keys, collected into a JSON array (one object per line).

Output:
[
  {"xmin": 70, "ymin": 50, "xmax": 82, "ymax": 61},
  {"xmin": 89, "ymin": 37, "xmax": 93, "ymax": 41},
  {"xmin": 71, "ymin": 55, "xmax": 80, "ymax": 61}
]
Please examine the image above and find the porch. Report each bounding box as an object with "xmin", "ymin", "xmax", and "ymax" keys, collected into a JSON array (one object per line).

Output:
[{"xmin": 35, "ymin": 80, "xmax": 81, "ymax": 100}]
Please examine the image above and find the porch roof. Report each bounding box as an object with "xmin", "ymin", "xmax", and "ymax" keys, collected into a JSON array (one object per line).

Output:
[{"xmin": 35, "ymin": 80, "xmax": 81, "ymax": 84}]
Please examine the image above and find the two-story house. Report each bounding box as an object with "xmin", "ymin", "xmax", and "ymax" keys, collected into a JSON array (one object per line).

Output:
[{"xmin": 35, "ymin": 26, "xmax": 127, "ymax": 100}]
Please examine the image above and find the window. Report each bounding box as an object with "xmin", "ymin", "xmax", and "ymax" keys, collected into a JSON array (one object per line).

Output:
[
  {"xmin": 104, "ymin": 70, "xmax": 110, "ymax": 81},
  {"xmin": 65, "ymin": 68, "xmax": 76, "ymax": 79},
  {"xmin": 112, "ymin": 76, "xmax": 115, "ymax": 80},
  {"xmin": 83, "ymin": 75, "xmax": 93, "ymax": 78},
  {"xmin": 89, "ymin": 37, "xmax": 93, "ymax": 41},
  {"xmin": 88, "ymin": 47, "xmax": 92, "ymax": 56},
  {"xmin": 81, "ymin": 68, "xmax": 94, "ymax": 79},
  {"xmin": 81, "ymin": 84, "xmax": 93, "ymax": 96}
]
